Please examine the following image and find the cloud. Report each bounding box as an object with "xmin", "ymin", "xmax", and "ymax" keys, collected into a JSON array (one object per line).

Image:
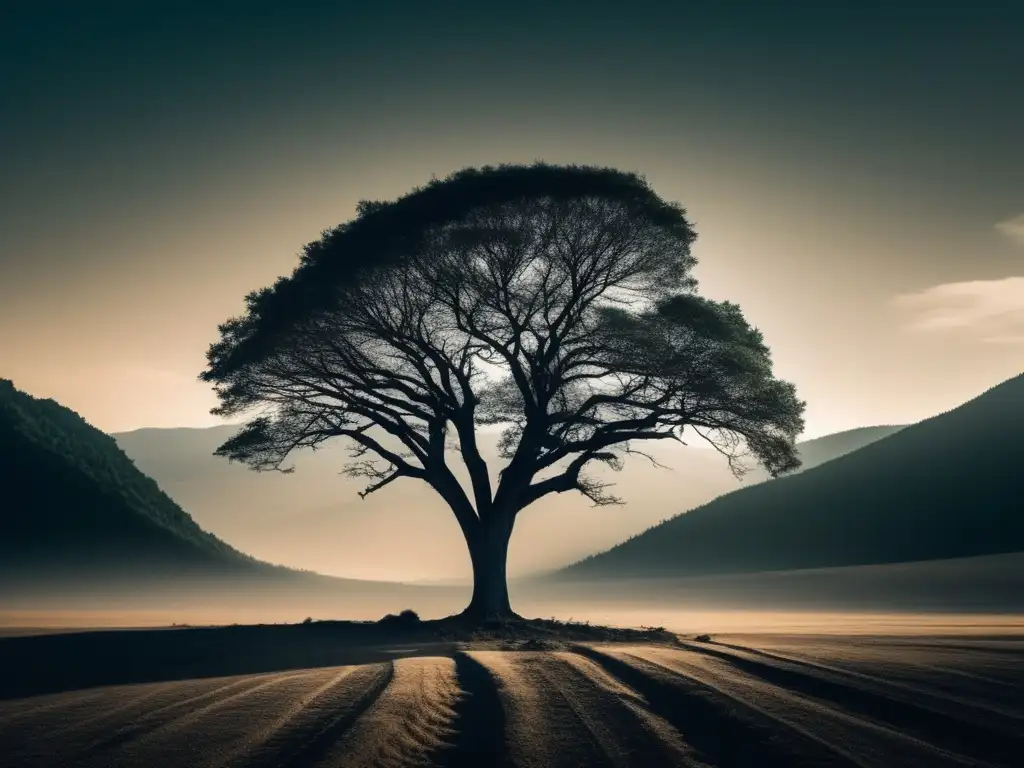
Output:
[
  {"xmin": 893, "ymin": 277, "xmax": 1024, "ymax": 344},
  {"xmin": 995, "ymin": 214, "xmax": 1024, "ymax": 245}
]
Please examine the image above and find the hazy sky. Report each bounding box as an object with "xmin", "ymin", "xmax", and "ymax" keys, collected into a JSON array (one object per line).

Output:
[{"xmin": 2, "ymin": 1, "xmax": 1021, "ymax": 437}]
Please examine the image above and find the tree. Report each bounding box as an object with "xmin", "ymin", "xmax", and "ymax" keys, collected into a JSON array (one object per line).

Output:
[{"xmin": 201, "ymin": 163, "xmax": 805, "ymax": 620}]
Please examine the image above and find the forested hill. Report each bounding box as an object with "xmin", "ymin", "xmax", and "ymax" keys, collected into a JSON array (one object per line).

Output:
[
  {"xmin": 0, "ymin": 379, "xmax": 262, "ymax": 575},
  {"xmin": 564, "ymin": 374, "xmax": 1024, "ymax": 579}
]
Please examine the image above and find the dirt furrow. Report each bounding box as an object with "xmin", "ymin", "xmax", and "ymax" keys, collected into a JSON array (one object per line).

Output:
[
  {"xmin": 72, "ymin": 669, "xmax": 331, "ymax": 767},
  {"xmin": 1, "ymin": 639, "xmax": 1017, "ymax": 768},
  {"xmin": 469, "ymin": 649, "xmax": 705, "ymax": 767},
  {"xmin": 212, "ymin": 666, "xmax": 359, "ymax": 767},
  {"xmin": 733, "ymin": 638, "xmax": 1024, "ymax": 714},
  {"xmin": 229, "ymin": 662, "xmax": 393, "ymax": 768},
  {"xmin": 706, "ymin": 640, "xmax": 1024, "ymax": 720},
  {"xmin": 432, "ymin": 651, "xmax": 507, "ymax": 768},
  {"xmin": 0, "ymin": 674, "xmax": 284, "ymax": 767},
  {"xmin": 575, "ymin": 645, "xmax": 856, "ymax": 768},
  {"xmin": 0, "ymin": 683, "xmax": 170, "ymax": 751},
  {"xmin": 626, "ymin": 646, "xmax": 992, "ymax": 767},
  {"xmin": 0, "ymin": 686, "xmax": 117, "ymax": 726},
  {"xmin": 299, "ymin": 656, "xmax": 459, "ymax": 768},
  {"xmin": 686, "ymin": 639, "xmax": 1024, "ymax": 765}
]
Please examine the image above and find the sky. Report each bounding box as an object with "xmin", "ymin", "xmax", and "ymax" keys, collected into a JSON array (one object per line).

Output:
[{"xmin": 2, "ymin": 0, "xmax": 1022, "ymax": 438}]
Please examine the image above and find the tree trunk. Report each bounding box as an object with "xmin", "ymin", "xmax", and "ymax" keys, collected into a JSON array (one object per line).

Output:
[{"xmin": 462, "ymin": 512, "xmax": 515, "ymax": 621}]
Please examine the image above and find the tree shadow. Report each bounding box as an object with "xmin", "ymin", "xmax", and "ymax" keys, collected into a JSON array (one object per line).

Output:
[
  {"xmin": 434, "ymin": 651, "xmax": 509, "ymax": 767},
  {"xmin": 0, "ymin": 616, "xmax": 672, "ymax": 700},
  {"xmin": 0, "ymin": 623, "xmax": 455, "ymax": 700}
]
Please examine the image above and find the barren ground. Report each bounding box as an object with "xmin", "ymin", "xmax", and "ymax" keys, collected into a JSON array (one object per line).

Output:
[{"xmin": 1, "ymin": 627, "xmax": 1021, "ymax": 767}]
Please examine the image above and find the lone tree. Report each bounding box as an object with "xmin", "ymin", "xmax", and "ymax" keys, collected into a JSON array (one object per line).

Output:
[{"xmin": 202, "ymin": 163, "xmax": 805, "ymax": 620}]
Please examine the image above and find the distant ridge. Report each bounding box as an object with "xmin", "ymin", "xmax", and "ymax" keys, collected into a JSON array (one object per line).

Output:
[
  {"xmin": 564, "ymin": 374, "xmax": 1024, "ymax": 579},
  {"xmin": 777, "ymin": 425, "xmax": 905, "ymax": 472},
  {"xmin": 111, "ymin": 412, "xmax": 904, "ymax": 579},
  {"xmin": 0, "ymin": 379, "xmax": 265, "ymax": 577}
]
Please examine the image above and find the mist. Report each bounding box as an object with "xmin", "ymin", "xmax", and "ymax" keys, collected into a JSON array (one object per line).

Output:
[{"xmin": 5, "ymin": 551, "xmax": 1021, "ymax": 636}]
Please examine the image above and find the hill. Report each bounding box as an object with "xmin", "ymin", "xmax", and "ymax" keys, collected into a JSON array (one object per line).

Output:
[
  {"xmin": 564, "ymin": 374, "xmax": 1024, "ymax": 579},
  {"xmin": 112, "ymin": 421, "xmax": 901, "ymax": 581},
  {"xmin": 0, "ymin": 379, "xmax": 261, "ymax": 578},
  {"xmin": 763, "ymin": 425, "xmax": 904, "ymax": 474},
  {"xmin": 0, "ymin": 379, "xmax": 468, "ymax": 621}
]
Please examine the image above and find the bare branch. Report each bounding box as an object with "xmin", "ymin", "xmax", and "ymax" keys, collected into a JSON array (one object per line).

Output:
[
  {"xmin": 204, "ymin": 163, "xmax": 803, "ymax": 544},
  {"xmin": 351, "ymin": 465, "xmax": 407, "ymax": 499}
]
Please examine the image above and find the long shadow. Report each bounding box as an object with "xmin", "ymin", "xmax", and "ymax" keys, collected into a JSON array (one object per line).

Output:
[
  {"xmin": 714, "ymin": 638, "xmax": 1024, "ymax": 698},
  {"xmin": 683, "ymin": 641, "xmax": 1024, "ymax": 767},
  {"xmin": 274, "ymin": 662, "xmax": 395, "ymax": 768},
  {"xmin": 890, "ymin": 641, "xmax": 1024, "ymax": 657},
  {"xmin": 77, "ymin": 662, "xmax": 398, "ymax": 768},
  {"xmin": 0, "ymin": 625, "xmax": 451, "ymax": 699},
  {"xmin": 72, "ymin": 674, "xmax": 311, "ymax": 760},
  {"xmin": 435, "ymin": 651, "xmax": 508, "ymax": 768},
  {"xmin": 571, "ymin": 645, "xmax": 828, "ymax": 768}
]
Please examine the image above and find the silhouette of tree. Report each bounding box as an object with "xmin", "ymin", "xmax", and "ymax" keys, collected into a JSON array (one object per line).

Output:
[{"xmin": 201, "ymin": 163, "xmax": 805, "ymax": 619}]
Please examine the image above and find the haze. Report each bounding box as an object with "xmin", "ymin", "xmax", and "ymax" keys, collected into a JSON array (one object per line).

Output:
[{"xmin": 109, "ymin": 425, "xmax": 900, "ymax": 582}]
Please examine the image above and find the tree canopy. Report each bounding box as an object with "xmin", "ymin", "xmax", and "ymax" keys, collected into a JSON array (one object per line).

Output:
[{"xmin": 201, "ymin": 162, "xmax": 805, "ymax": 617}]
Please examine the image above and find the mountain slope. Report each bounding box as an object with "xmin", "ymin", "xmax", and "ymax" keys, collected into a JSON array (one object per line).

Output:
[
  {"xmin": 0, "ymin": 380, "xmax": 259, "ymax": 576},
  {"xmin": 765, "ymin": 425, "xmax": 904, "ymax": 474},
  {"xmin": 565, "ymin": 374, "xmax": 1024, "ymax": 579},
  {"xmin": 112, "ymin": 421, "xmax": 902, "ymax": 580}
]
